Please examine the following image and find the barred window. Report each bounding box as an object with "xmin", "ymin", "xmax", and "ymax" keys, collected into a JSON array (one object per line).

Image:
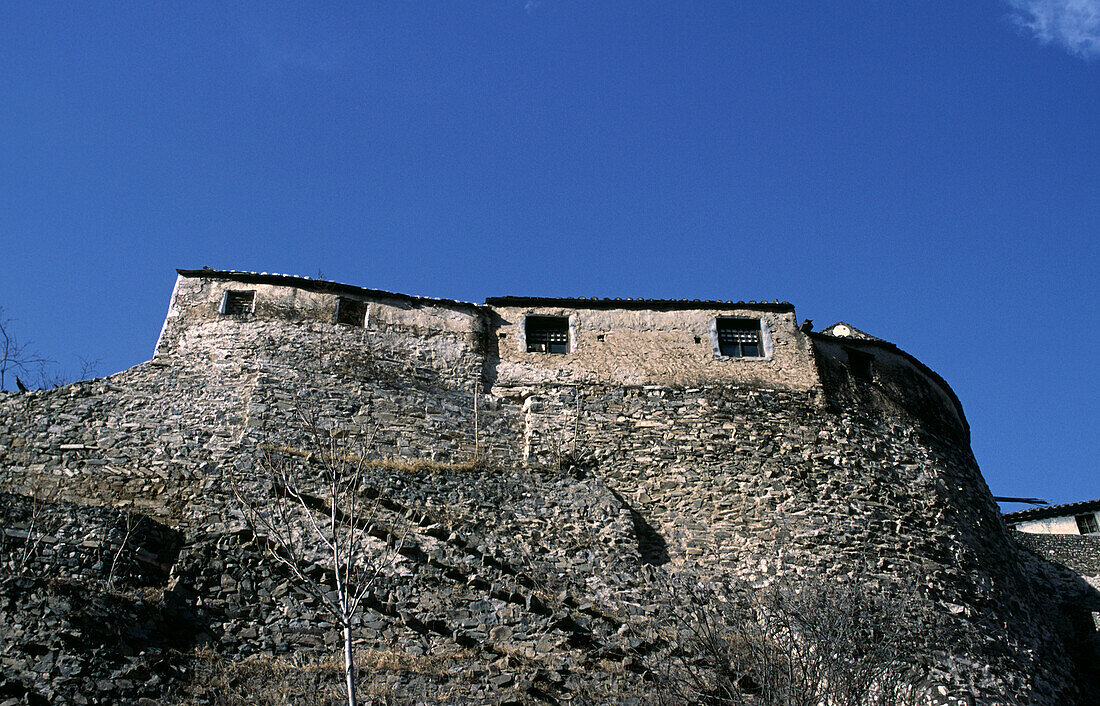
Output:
[
  {"xmin": 526, "ymin": 316, "xmax": 569, "ymax": 354},
  {"xmin": 1076, "ymin": 513, "xmax": 1099, "ymax": 535},
  {"xmin": 221, "ymin": 290, "xmax": 255, "ymax": 315},
  {"xmin": 336, "ymin": 297, "xmax": 367, "ymax": 327},
  {"xmin": 716, "ymin": 318, "xmax": 761, "ymax": 357}
]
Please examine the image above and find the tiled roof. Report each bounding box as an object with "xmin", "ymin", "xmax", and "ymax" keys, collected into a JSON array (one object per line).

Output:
[
  {"xmin": 484, "ymin": 296, "xmax": 794, "ymax": 312},
  {"xmin": 178, "ymin": 270, "xmax": 797, "ymax": 312},
  {"xmin": 1002, "ymin": 498, "xmax": 1100, "ymax": 523}
]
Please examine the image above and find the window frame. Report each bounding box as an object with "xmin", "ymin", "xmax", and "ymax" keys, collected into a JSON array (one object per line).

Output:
[
  {"xmin": 1075, "ymin": 513, "xmax": 1099, "ymax": 535},
  {"xmin": 522, "ymin": 315, "xmax": 573, "ymax": 354},
  {"xmin": 711, "ymin": 317, "xmax": 770, "ymax": 359},
  {"xmin": 220, "ymin": 290, "xmax": 255, "ymax": 316}
]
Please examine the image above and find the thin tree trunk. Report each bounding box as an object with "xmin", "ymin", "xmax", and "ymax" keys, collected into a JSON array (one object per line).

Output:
[{"xmin": 344, "ymin": 623, "xmax": 357, "ymax": 706}]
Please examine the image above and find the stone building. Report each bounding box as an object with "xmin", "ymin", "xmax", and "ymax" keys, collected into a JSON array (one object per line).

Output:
[
  {"xmin": 2, "ymin": 267, "xmax": 1098, "ymax": 705},
  {"xmin": 1005, "ymin": 499, "xmax": 1100, "ymax": 536}
]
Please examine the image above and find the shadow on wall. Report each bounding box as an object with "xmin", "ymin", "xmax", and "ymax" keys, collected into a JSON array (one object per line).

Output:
[
  {"xmin": 607, "ymin": 486, "xmax": 670, "ymax": 567},
  {"xmin": 810, "ymin": 339, "xmax": 969, "ymax": 446},
  {"xmin": 1010, "ymin": 533, "xmax": 1100, "ymax": 702},
  {"xmin": 0, "ymin": 491, "xmax": 211, "ymax": 704},
  {"xmin": 479, "ymin": 309, "xmax": 505, "ymax": 391}
]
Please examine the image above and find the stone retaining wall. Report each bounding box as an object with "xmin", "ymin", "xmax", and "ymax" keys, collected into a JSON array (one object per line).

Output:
[
  {"xmin": 0, "ymin": 272, "xmax": 1097, "ymax": 703},
  {"xmin": 0, "ymin": 491, "xmax": 181, "ymax": 588},
  {"xmin": 1013, "ymin": 531, "xmax": 1100, "ymax": 581}
]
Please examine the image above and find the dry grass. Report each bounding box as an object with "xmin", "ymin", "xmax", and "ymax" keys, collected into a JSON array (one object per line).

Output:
[
  {"xmin": 174, "ymin": 645, "xmax": 483, "ymax": 705},
  {"xmin": 173, "ymin": 648, "xmax": 344, "ymax": 705},
  {"xmin": 353, "ymin": 647, "xmax": 456, "ymax": 676},
  {"xmin": 259, "ymin": 445, "xmax": 484, "ymax": 475}
]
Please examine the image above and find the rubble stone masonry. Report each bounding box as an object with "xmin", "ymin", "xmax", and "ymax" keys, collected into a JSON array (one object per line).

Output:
[{"xmin": 1, "ymin": 269, "xmax": 1097, "ymax": 704}]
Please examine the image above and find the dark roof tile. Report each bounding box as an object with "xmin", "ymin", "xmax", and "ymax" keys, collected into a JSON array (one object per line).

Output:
[
  {"xmin": 483, "ymin": 296, "xmax": 794, "ymax": 312},
  {"xmin": 1003, "ymin": 498, "xmax": 1100, "ymax": 523}
]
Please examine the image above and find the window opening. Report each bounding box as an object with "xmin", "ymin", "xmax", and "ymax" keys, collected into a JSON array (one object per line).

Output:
[
  {"xmin": 335, "ymin": 297, "xmax": 367, "ymax": 327},
  {"xmin": 221, "ymin": 290, "xmax": 255, "ymax": 315},
  {"xmin": 1076, "ymin": 513, "xmax": 1099, "ymax": 535},
  {"xmin": 847, "ymin": 349, "xmax": 875, "ymax": 381},
  {"xmin": 526, "ymin": 316, "xmax": 569, "ymax": 354},
  {"xmin": 596, "ymin": 334, "xmax": 605, "ymax": 342},
  {"xmin": 716, "ymin": 319, "xmax": 762, "ymax": 357}
]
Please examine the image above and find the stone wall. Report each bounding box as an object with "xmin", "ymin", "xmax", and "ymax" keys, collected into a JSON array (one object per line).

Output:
[
  {"xmin": 156, "ymin": 272, "xmax": 486, "ymax": 392},
  {"xmin": 160, "ymin": 271, "xmax": 823, "ymax": 392},
  {"xmin": 1013, "ymin": 531, "xmax": 1100, "ymax": 580},
  {"xmin": 0, "ymin": 270, "xmax": 1097, "ymax": 703},
  {"xmin": 811, "ymin": 334, "xmax": 970, "ymax": 443},
  {"xmin": 0, "ymin": 491, "xmax": 181, "ymax": 587},
  {"xmin": 1013, "ymin": 514, "xmax": 1100, "ymax": 535},
  {"xmin": 488, "ymin": 303, "xmax": 819, "ymax": 389}
]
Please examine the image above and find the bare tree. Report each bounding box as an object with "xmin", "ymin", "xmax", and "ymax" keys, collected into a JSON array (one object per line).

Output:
[
  {"xmin": 0, "ymin": 307, "xmax": 49, "ymax": 391},
  {"xmin": 34, "ymin": 356, "xmax": 102, "ymax": 390},
  {"xmin": 106, "ymin": 501, "xmax": 143, "ymax": 590},
  {"xmin": 0, "ymin": 420, "xmax": 58, "ymax": 576},
  {"xmin": 650, "ymin": 573, "xmax": 927, "ymax": 706},
  {"xmin": 233, "ymin": 412, "xmax": 409, "ymax": 706},
  {"xmin": 0, "ymin": 491, "xmax": 48, "ymax": 576}
]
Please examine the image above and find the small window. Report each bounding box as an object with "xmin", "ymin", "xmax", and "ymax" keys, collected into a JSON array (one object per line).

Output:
[
  {"xmin": 847, "ymin": 348, "xmax": 875, "ymax": 381},
  {"xmin": 221, "ymin": 290, "xmax": 255, "ymax": 315},
  {"xmin": 526, "ymin": 316, "xmax": 569, "ymax": 354},
  {"xmin": 1076, "ymin": 513, "xmax": 1099, "ymax": 535},
  {"xmin": 716, "ymin": 318, "xmax": 762, "ymax": 357},
  {"xmin": 335, "ymin": 297, "xmax": 367, "ymax": 327}
]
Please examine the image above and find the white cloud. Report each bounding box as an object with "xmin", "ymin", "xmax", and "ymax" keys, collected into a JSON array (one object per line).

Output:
[{"xmin": 1007, "ymin": 0, "xmax": 1100, "ymax": 59}]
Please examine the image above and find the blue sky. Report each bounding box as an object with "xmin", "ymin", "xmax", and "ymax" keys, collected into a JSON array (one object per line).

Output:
[{"xmin": 1, "ymin": 2, "xmax": 1096, "ymax": 506}]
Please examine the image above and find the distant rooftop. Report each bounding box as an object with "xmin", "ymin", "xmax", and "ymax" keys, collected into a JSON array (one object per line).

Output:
[{"xmin": 1003, "ymin": 498, "xmax": 1100, "ymax": 524}]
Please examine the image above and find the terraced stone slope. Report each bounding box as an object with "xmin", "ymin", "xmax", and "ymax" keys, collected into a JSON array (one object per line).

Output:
[{"xmin": 1, "ymin": 270, "xmax": 1097, "ymax": 704}]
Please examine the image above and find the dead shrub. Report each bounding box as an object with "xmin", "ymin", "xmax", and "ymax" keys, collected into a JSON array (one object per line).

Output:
[{"xmin": 649, "ymin": 573, "xmax": 927, "ymax": 706}]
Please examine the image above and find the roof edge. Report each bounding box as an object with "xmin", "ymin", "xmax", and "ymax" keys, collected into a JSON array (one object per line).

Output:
[
  {"xmin": 1003, "ymin": 498, "xmax": 1100, "ymax": 523},
  {"xmin": 484, "ymin": 296, "xmax": 795, "ymax": 312},
  {"xmin": 176, "ymin": 271, "xmax": 798, "ymax": 313},
  {"xmin": 175, "ymin": 269, "xmax": 483, "ymax": 311}
]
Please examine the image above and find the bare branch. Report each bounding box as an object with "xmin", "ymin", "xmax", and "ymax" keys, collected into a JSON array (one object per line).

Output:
[
  {"xmin": 0, "ymin": 307, "xmax": 50, "ymax": 391},
  {"xmin": 232, "ymin": 404, "xmax": 403, "ymax": 706},
  {"xmin": 649, "ymin": 573, "xmax": 927, "ymax": 706}
]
